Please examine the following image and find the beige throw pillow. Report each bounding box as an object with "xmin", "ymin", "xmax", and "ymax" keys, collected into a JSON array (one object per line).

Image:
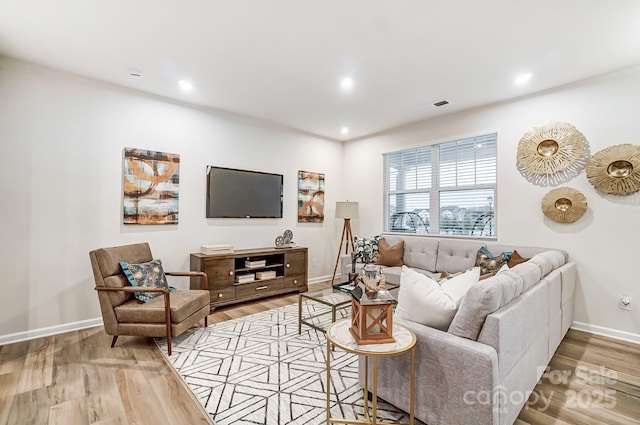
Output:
[{"xmin": 375, "ymin": 239, "xmax": 404, "ymax": 267}]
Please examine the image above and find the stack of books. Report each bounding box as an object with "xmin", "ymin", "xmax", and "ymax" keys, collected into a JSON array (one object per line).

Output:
[
  {"xmin": 245, "ymin": 259, "xmax": 267, "ymax": 268},
  {"xmin": 234, "ymin": 273, "xmax": 255, "ymax": 284},
  {"xmin": 256, "ymin": 270, "xmax": 276, "ymax": 280},
  {"xmin": 200, "ymin": 244, "xmax": 234, "ymax": 255}
]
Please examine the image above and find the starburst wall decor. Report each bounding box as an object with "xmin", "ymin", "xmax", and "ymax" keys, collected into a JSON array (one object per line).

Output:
[
  {"xmin": 516, "ymin": 122, "xmax": 589, "ymax": 186},
  {"xmin": 586, "ymin": 144, "xmax": 640, "ymax": 195},
  {"xmin": 541, "ymin": 187, "xmax": 587, "ymax": 223}
]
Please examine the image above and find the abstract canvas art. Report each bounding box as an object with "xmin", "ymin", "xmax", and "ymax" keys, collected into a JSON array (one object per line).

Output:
[
  {"xmin": 123, "ymin": 147, "xmax": 180, "ymax": 224},
  {"xmin": 298, "ymin": 170, "xmax": 325, "ymax": 223}
]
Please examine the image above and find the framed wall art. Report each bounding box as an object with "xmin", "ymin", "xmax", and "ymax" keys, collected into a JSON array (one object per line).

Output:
[
  {"xmin": 123, "ymin": 147, "xmax": 180, "ymax": 224},
  {"xmin": 297, "ymin": 170, "xmax": 325, "ymax": 223}
]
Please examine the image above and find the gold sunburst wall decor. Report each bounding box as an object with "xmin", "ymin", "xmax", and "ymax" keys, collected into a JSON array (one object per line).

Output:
[
  {"xmin": 586, "ymin": 144, "xmax": 640, "ymax": 195},
  {"xmin": 516, "ymin": 121, "xmax": 589, "ymax": 186},
  {"xmin": 541, "ymin": 187, "xmax": 587, "ymax": 223}
]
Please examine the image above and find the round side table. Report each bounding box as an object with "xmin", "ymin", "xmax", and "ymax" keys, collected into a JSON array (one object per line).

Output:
[{"xmin": 325, "ymin": 318, "xmax": 417, "ymax": 425}]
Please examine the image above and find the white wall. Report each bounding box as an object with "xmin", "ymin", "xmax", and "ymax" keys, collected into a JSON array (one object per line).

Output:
[
  {"xmin": 343, "ymin": 66, "xmax": 640, "ymax": 337},
  {"xmin": 0, "ymin": 57, "xmax": 346, "ymax": 337},
  {"xmin": 1, "ymin": 56, "xmax": 638, "ymax": 341}
]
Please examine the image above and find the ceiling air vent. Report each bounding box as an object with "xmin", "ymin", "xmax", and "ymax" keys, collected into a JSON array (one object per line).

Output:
[{"xmin": 434, "ymin": 100, "xmax": 449, "ymax": 107}]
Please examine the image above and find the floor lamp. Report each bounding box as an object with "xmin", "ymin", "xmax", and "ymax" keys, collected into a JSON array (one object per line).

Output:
[{"xmin": 331, "ymin": 201, "xmax": 359, "ymax": 283}]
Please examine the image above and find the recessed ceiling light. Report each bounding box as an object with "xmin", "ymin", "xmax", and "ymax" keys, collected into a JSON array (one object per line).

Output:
[
  {"xmin": 340, "ymin": 77, "xmax": 354, "ymax": 90},
  {"xmin": 179, "ymin": 80, "xmax": 193, "ymax": 92},
  {"xmin": 515, "ymin": 73, "xmax": 533, "ymax": 85},
  {"xmin": 341, "ymin": 126, "xmax": 349, "ymax": 135}
]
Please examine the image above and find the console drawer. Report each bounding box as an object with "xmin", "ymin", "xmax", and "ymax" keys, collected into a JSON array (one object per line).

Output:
[
  {"xmin": 210, "ymin": 287, "xmax": 236, "ymax": 304},
  {"xmin": 236, "ymin": 279, "xmax": 284, "ymax": 298},
  {"xmin": 284, "ymin": 275, "xmax": 306, "ymax": 289}
]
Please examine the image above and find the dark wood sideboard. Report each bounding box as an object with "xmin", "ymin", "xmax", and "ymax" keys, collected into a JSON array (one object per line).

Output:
[{"xmin": 190, "ymin": 246, "xmax": 308, "ymax": 311}]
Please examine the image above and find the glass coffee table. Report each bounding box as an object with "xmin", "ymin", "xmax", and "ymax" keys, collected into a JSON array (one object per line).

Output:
[{"xmin": 298, "ymin": 282, "xmax": 398, "ymax": 334}]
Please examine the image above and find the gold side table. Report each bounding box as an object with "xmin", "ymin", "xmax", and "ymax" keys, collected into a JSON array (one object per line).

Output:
[{"xmin": 325, "ymin": 318, "xmax": 416, "ymax": 425}]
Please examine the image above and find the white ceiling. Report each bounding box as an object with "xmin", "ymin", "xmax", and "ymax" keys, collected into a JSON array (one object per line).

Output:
[{"xmin": 1, "ymin": 0, "xmax": 640, "ymax": 141}]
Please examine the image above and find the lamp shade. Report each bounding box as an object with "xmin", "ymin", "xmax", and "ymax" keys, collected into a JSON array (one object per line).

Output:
[{"xmin": 335, "ymin": 201, "xmax": 359, "ymax": 219}]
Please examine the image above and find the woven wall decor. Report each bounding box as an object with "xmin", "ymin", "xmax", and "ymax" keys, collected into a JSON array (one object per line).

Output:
[
  {"xmin": 586, "ymin": 144, "xmax": 640, "ymax": 195},
  {"xmin": 517, "ymin": 122, "xmax": 589, "ymax": 186},
  {"xmin": 541, "ymin": 187, "xmax": 587, "ymax": 223}
]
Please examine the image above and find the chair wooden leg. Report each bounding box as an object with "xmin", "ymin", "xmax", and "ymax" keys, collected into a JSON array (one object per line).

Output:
[
  {"xmin": 204, "ymin": 315, "xmax": 208, "ymax": 327},
  {"xmin": 167, "ymin": 336, "xmax": 172, "ymax": 356},
  {"xmin": 110, "ymin": 335, "xmax": 119, "ymax": 348}
]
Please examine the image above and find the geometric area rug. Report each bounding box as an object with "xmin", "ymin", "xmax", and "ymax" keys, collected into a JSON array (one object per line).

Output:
[{"xmin": 155, "ymin": 301, "xmax": 421, "ymax": 425}]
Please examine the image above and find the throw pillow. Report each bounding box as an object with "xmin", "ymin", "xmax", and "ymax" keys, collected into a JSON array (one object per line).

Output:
[
  {"xmin": 353, "ymin": 235, "xmax": 381, "ymax": 263},
  {"xmin": 375, "ymin": 239, "xmax": 404, "ymax": 267},
  {"xmin": 120, "ymin": 259, "xmax": 170, "ymax": 303},
  {"xmin": 475, "ymin": 247, "xmax": 511, "ymax": 276},
  {"xmin": 439, "ymin": 267, "xmax": 481, "ymax": 307},
  {"xmin": 395, "ymin": 266, "xmax": 480, "ymax": 331},
  {"xmin": 478, "ymin": 262, "xmax": 509, "ymax": 280},
  {"xmin": 508, "ymin": 250, "xmax": 530, "ymax": 268}
]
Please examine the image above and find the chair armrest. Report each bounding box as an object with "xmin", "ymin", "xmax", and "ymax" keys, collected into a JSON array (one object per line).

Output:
[
  {"xmin": 94, "ymin": 286, "xmax": 170, "ymax": 293},
  {"xmin": 165, "ymin": 271, "xmax": 209, "ymax": 290},
  {"xmin": 95, "ymin": 286, "xmax": 172, "ymax": 324}
]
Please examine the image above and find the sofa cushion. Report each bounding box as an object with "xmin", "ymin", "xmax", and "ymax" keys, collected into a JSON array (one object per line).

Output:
[
  {"xmin": 435, "ymin": 239, "xmax": 484, "ymax": 273},
  {"xmin": 114, "ymin": 290, "xmax": 210, "ymax": 323},
  {"xmin": 394, "ymin": 235, "xmax": 439, "ymax": 271},
  {"xmin": 396, "ymin": 266, "xmax": 479, "ymax": 331},
  {"xmin": 504, "ymin": 262, "xmax": 542, "ymax": 292},
  {"xmin": 528, "ymin": 250, "xmax": 566, "ymax": 276},
  {"xmin": 354, "ymin": 235, "xmax": 381, "ymax": 263},
  {"xmin": 448, "ymin": 271, "xmax": 525, "ymax": 340},
  {"xmin": 376, "ymin": 239, "xmax": 404, "ymax": 267},
  {"xmin": 382, "ymin": 266, "xmax": 440, "ymax": 285}
]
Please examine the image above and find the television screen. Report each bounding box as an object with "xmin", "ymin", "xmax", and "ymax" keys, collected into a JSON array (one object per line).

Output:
[{"xmin": 206, "ymin": 166, "xmax": 283, "ymax": 218}]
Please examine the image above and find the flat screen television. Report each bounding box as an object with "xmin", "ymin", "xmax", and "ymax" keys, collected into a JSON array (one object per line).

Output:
[{"xmin": 206, "ymin": 166, "xmax": 283, "ymax": 218}]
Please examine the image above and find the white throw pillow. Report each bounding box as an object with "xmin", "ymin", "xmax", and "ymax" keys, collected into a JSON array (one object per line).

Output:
[
  {"xmin": 395, "ymin": 266, "xmax": 480, "ymax": 331},
  {"xmin": 440, "ymin": 266, "xmax": 481, "ymax": 307}
]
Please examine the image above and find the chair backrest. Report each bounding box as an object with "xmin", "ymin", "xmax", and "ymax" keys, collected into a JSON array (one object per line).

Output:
[{"xmin": 89, "ymin": 242, "xmax": 153, "ymax": 332}]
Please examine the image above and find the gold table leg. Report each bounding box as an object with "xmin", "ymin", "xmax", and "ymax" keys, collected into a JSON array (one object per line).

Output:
[{"xmin": 326, "ymin": 338, "xmax": 331, "ymax": 424}]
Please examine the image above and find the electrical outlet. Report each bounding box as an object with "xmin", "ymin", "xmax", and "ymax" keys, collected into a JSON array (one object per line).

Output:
[
  {"xmin": 619, "ymin": 295, "xmax": 632, "ymax": 311},
  {"xmin": 311, "ymin": 258, "xmax": 317, "ymax": 268}
]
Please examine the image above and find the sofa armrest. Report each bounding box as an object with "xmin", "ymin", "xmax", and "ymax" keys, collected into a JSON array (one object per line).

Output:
[{"xmin": 360, "ymin": 319, "xmax": 499, "ymax": 425}]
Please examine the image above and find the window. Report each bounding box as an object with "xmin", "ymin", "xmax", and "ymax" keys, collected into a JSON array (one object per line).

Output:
[{"xmin": 383, "ymin": 133, "xmax": 497, "ymax": 237}]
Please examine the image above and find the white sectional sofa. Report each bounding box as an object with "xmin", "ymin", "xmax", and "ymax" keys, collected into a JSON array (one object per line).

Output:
[{"xmin": 345, "ymin": 234, "xmax": 576, "ymax": 425}]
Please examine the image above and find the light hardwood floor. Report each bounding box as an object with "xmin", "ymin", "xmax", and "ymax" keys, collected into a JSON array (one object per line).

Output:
[{"xmin": 1, "ymin": 287, "xmax": 638, "ymax": 425}]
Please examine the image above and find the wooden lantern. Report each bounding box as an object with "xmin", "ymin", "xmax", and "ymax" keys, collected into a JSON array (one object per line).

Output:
[{"xmin": 349, "ymin": 284, "xmax": 396, "ymax": 345}]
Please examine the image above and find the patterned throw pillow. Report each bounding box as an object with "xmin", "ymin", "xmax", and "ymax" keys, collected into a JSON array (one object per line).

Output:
[
  {"xmin": 120, "ymin": 259, "xmax": 171, "ymax": 303},
  {"xmin": 475, "ymin": 247, "xmax": 511, "ymax": 277},
  {"xmin": 353, "ymin": 235, "xmax": 381, "ymax": 263}
]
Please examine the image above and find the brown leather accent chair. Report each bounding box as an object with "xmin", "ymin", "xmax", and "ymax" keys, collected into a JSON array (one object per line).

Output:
[{"xmin": 89, "ymin": 242, "xmax": 210, "ymax": 355}]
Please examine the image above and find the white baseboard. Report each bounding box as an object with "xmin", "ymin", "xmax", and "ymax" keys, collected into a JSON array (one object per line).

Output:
[
  {"xmin": 0, "ymin": 274, "xmax": 335, "ymax": 346},
  {"xmin": 0, "ymin": 318, "xmax": 103, "ymax": 346},
  {"xmin": 308, "ymin": 274, "xmax": 334, "ymax": 285},
  {"xmin": 571, "ymin": 321, "xmax": 640, "ymax": 345}
]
